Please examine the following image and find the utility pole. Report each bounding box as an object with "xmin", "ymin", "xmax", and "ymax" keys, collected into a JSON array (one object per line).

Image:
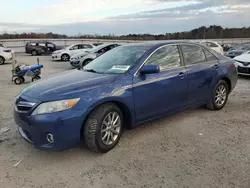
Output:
[{"xmin": 203, "ymin": 27, "xmax": 206, "ymax": 39}]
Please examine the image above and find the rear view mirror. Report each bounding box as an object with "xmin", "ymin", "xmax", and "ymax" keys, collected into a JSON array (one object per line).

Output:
[{"xmin": 140, "ymin": 65, "xmax": 160, "ymax": 74}]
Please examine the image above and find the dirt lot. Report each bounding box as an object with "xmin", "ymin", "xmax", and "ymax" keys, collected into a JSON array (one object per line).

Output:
[{"xmin": 0, "ymin": 54, "xmax": 250, "ymax": 188}]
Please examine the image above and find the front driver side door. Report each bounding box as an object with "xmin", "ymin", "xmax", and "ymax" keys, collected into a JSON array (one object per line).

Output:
[{"xmin": 132, "ymin": 45, "xmax": 188, "ymax": 123}]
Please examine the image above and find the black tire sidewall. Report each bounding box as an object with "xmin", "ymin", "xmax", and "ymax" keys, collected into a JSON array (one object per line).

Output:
[
  {"xmin": 0, "ymin": 57, "xmax": 5, "ymax": 65},
  {"xmin": 61, "ymin": 54, "xmax": 69, "ymax": 61},
  {"xmin": 95, "ymin": 106, "xmax": 123, "ymax": 152},
  {"xmin": 14, "ymin": 78, "xmax": 22, "ymax": 85},
  {"xmin": 32, "ymin": 75, "xmax": 41, "ymax": 82},
  {"xmin": 212, "ymin": 80, "xmax": 229, "ymax": 110},
  {"xmin": 31, "ymin": 50, "xmax": 37, "ymax": 56}
]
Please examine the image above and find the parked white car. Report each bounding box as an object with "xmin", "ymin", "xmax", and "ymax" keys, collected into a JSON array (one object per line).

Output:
[
  {"xmin": 52, "ymin": 43, "xmax": 95, "ymax": 61},
  {"xmin": 200, "ymin": 41, "xmax": 224, "ymax": 55},
  {"xmin": 0, "ymin": 47, "xmax": 12, "ymax": 65},
  {"xmin": 234, "ymin": 53, "xmax": 250, "ymax": 75},
  {"xmin": 70, "ymin": 44, "xmax": 120, "ymax": 68}
]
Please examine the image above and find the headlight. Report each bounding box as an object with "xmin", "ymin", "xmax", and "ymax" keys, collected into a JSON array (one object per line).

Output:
[
  {"xmin": 53, "ymin": 51, "xmax": 61, "ymax": 55},
  {"xmin": 32, "ymin": 98, "xmax": 80, "ymax": 115}
]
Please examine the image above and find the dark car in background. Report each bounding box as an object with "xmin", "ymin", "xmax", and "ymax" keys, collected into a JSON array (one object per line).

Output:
[
  {"xmin": 70, "ymin": 43, "xmax": 120, "ymax": 68},
  {"xmin": 25, "ymin": 41, "xmax": 64, "ymax": 56},
  {"xmin": 225, "ymin": 44, "xmax": 250, "ymax": 58},
  {"xmin": 14, "ymin": 42, "xmax": 238, "ymax": 153}
]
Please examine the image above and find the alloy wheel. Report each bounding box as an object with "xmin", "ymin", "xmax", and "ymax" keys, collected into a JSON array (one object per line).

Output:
[
  {"xmin": 214, "ymin": 84, "xmax": 227, "ymax": 107},
  {"xmin": 101, "ymin": 112, "xmax": 121, "ymax": 146}
]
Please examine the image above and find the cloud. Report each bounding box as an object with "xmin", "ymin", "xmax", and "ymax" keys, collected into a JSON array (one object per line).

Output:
[{"xmin": 0, "ymin": 0, "xmax": 250, "ymax": 35}]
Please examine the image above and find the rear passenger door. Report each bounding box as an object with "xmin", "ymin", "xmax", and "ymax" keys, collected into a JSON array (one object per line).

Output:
[{"xmin": 180, "ymin": 44, "xmax": 219, "ymax": 106}]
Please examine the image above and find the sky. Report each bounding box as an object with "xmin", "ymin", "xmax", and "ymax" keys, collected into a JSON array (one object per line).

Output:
[{"xmin": 0, "ymin": 0, "xmax": 250, "ymax": 35}]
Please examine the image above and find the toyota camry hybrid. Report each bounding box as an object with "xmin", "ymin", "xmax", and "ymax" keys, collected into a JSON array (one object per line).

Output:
[{"xmin": 14, "ymin": 42, "xmax": 238, "ymax": 153}]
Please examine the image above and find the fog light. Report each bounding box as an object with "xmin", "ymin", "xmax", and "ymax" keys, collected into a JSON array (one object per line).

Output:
[{"xmin": 47, "ymin": 133, "xmax": 54, "ymax": 143}]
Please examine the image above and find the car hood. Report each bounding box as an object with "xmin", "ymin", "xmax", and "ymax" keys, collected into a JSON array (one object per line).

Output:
[
  {"xmin": 21, "ymin": 70, "xmax": 119, "ymax": 101},
  {"xmin": 234, "ymin": 54, "xmax": 250, "ymax": 63}
]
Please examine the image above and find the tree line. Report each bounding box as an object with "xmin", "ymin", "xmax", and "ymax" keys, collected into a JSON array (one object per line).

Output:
[{"xmin": 1, "ymin": 25, "xmax": 250, "ymax": 40}]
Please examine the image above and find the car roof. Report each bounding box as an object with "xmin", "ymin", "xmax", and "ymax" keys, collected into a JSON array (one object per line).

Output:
[{"xmin": 122, "ymin": 41, "xmax": 199, "ymax": 49}]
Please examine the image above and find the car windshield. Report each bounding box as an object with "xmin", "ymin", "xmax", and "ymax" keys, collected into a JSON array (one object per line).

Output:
[{"xmin": 83, "ymin": 45, "xmax": 150, "ymax": 74}]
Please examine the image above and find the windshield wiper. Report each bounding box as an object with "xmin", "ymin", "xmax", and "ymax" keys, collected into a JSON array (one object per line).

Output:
[{"xmin": 83, "ymin": 69, "xmax": 98, "ymax": 73}]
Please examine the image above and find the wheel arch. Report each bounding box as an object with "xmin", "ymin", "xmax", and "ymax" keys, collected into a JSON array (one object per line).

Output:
[
  {"xmin": 80, "ymin": 99, "xmax": 133, "ymax": 139},
  {"xmin": 61, "ymin": 53, "xmax": 70, "ymax": 59},
  {"xmin": 220, "ymin": 77, "xmax": 232, "ymax": 93},
  {"xmin": 0, "ymin": 55, "xmax": 5, "ymax": 61}
]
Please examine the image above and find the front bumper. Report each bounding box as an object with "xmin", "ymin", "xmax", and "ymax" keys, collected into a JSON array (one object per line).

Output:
[
  {"xmin": 14, "ymin": 104, "xmax": 86, "ymax": 151},
  {"xmin": 235, "ymin": 61, "xmax": 250, "ymax": 75},
  {"xmin": 52, "ymin": 54, "xmax": 61, "ymax": 60},
  {"xmin": 237, "ymin": 66, "xmax": 250, "ymax": 75}
]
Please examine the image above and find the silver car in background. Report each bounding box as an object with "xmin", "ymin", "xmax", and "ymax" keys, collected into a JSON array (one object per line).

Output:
[{"xmin": 70, "ymin": 43, "xmax": 120, "ymax": 68}]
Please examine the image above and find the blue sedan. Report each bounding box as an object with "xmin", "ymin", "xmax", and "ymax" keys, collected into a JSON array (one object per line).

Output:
[{"xmin": 14, "ymin": 42, "xmax": 238, "ymax": 153}]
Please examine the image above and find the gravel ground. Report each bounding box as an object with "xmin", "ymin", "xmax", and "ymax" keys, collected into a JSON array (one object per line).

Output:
[{"xmin": 0, "ymin": 54, "xmax": 250, "ymax": 188}]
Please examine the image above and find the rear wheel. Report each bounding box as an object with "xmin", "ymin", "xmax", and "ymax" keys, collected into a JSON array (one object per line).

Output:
[
  {"xmin": 32, "ymin": 75, "xmax": 41, "ymax": 82},
  {"xmin": 206, "ymin": 80, "xmax": 229, "ymax": 110},
  {"xmin": 0, "ymin": 56, "xmax": 5, "ymax": 65},
  {"xmin": 20, "ymin": 76, "xmax": 25, "ymax": 83},
  {"xmin": 84, "ymin": 103, "xmax": 123, "ymax": 153},
  {"xmin": 31, "ymin": 50, "xmax": 37, "ymax": 56},
  {"xmin": 61, "ymin": 54, "xmax": 70, "ymax": 61}
]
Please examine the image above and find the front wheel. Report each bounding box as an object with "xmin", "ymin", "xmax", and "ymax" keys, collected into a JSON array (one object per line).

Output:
[
  {"xmin": 61, "ymin": 54, "xmax": 70, "ymax": 61},
  {"xmin": 84, "ymin": 103, "xmax": 123, "ymax": 153},
  {"xmin": 14, "ymin": 77, "xmax": 23, "ymax": 85},
  {"xmin": 206, "ymin": 80, "xmax": 229, "ymax": 110},
  {"xmin": 0, "ymin": 56, "xmax": 5, "ymax": 65},
  {"xmin": 82, "ymin": 59, "xmax": 92, "ymax": 67}
]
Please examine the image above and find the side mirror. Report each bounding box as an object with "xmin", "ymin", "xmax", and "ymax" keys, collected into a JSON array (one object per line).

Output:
[{"xmin": 140, "ymin": 65, "xmax": 160, "ymax": 74}]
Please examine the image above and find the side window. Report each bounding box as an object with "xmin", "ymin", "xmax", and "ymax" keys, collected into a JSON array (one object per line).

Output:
[
  {"xmin": 71, "ymin": 45, "xmax": 79, "ymax": 50},
  {"xmin": 181, "ymin": 45, "xmax": 206, "ymax": 65},
  {"xmin": 145, "ymin": 45, "xmax": 181, "ymax": 70},
  {"xmin": 47, "ymin": 43, "xmax": 55, "ymax": 48},
  {"xmin": 204, "ymin": 49, "xmax": 217, "ymax": 61},
  {"xmin": 109, "ymin": 44, "xmax": 118, "ymax": 49},
  {"xmin": 30, "ymin": 43, "xmax": 37, "ymax": 46},
  {"xmin": 38, "ymin": 43, "xmax": 46, "ymax": 47}
]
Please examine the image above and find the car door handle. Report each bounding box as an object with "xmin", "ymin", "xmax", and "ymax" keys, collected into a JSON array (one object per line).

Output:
[
  {"xmin": 214, "ymin": 64, "xmax": 219, "ymax": 69},
  {"xmin": 178, "ymin": 72, "xmax": 185, "ymax": 79}
]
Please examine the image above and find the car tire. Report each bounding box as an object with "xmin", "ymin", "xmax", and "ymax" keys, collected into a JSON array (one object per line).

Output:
[
  {"xmin": 206, "ymin": 80, "xmax": 229, "ymax": 110},
  {"xmin": 0, "ymin": 56, "xmax": 5, "ymax": 65},
  {"xmin": 32, "ymin": 75, "xmax": 41, "ymax": 82},
  {"xmin": 20, "ymin": 76, "xmax": 25, "ymax": 83},
  {"xmin": 31, "ymin": 50, "xmax": 38, "ymax": 56},
  {"xmin": 84, "ymin": 103, "xmax": 123, "ymax": 153},
  {"xmin": 14, "ymin": 77, "xmax": 23, "ymax": 85},
  {"xmin": 82, "ymin": 59, "xmax": 92, "ymax": 67},
  {"xmin": 61, "ymin": 54, "xmax": 70, "ymax": 61}
]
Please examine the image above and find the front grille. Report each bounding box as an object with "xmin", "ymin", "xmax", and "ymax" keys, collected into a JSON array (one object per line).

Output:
[
  {"xmin": 15, "ymin": 101, "xmax": 36, "ymax": 113},
  {"xmin": 238, "ymin": 66, "xmax": 250, "ymax": 74}
]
